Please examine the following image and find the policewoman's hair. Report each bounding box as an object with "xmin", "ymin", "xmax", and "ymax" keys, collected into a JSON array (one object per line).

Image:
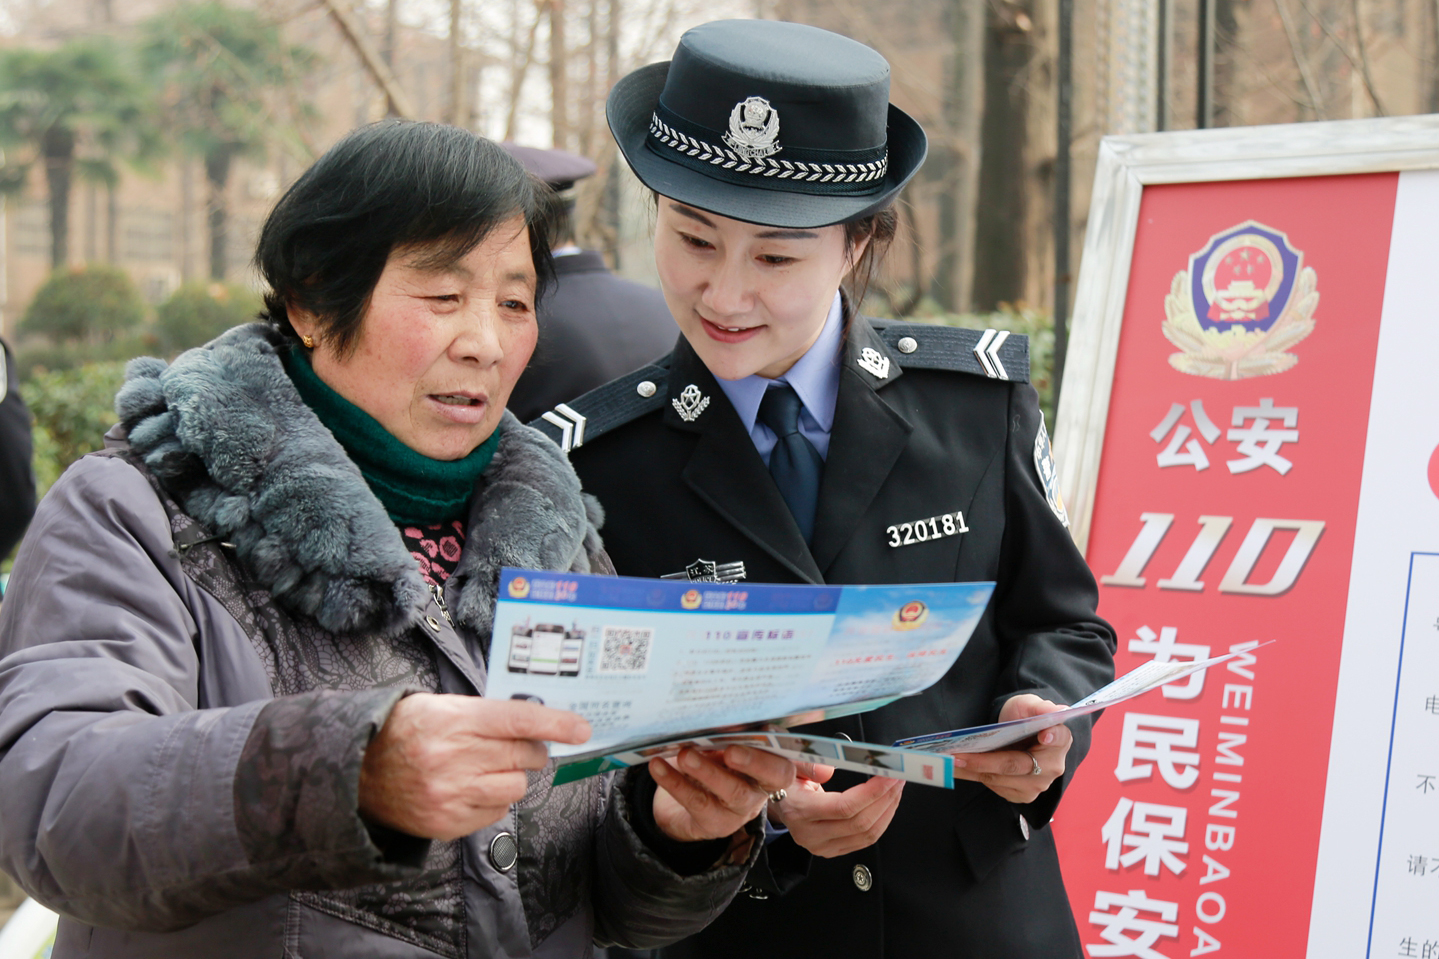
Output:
[
  {"xmin": 255, "ymin": 120, "xmax": 561, "ymax": 357},
  {"xmin": 608, "ymin": 19, "xmax": 923, "ymax": 318}
]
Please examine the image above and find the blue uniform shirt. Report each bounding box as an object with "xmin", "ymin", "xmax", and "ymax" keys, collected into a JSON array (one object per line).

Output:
[{"xmin": 714, "ymin": 291, "xmax": 843, "ymax": 464}]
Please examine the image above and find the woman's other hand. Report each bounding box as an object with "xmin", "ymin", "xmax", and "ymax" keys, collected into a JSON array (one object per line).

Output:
[
  {"xmin": 767, "ymin": 762, "xmax": 905, "ymax": 858},
  {"xmin": 359, "ymin": 693, "xmax": 591, "ymax": 840},
  {"xmin": 948, "ymin": 694, "xmax": 1073, "ymax": 804},
  {"xmin": 648, "ymin": 745, "xmax": 795, "ymax": 843}
]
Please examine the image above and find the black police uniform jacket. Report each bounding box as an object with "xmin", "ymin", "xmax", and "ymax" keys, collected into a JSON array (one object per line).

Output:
[{"xmin": 536, "ymin": 317, "xmax": 1117, "ymax": 959}]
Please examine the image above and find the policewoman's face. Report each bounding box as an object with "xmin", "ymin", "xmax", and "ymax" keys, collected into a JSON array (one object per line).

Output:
[
  {"xmin": 295, "ymin": 216, "xmax": 538, "ymax": 460},
  {"xmin": 655, "ymin": 199, "xmax": 867, "ymax": 380}
]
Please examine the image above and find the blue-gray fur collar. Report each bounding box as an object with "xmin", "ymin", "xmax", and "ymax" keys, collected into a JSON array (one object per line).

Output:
[{"xmin": 115, "ymin": 323, "xmax": 602, "ymax": 638}]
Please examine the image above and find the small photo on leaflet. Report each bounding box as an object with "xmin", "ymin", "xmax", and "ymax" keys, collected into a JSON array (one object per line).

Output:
[{"xmin": 776, "ymin": 735, "xmax": 840, "ymax": 762}]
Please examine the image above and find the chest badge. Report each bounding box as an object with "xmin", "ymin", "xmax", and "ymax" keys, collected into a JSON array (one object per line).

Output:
[
  {"xmin": 672, "ymin": 384, "xmax": 711, "ymax": 422},
  {"xmin": 886, "ymin": 511, "xmax": 969, "ymax": 548},
  {"xmin": 660, "ymin": 558, "xmax": 747, "ymax": 583},
  {"xmin": 858, "ymin": 347, "xmax": 891, "ymax": 380}
]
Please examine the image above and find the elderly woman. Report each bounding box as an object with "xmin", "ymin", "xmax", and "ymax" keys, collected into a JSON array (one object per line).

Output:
[{"xmin": 0, "ymin": 121, "xmax": 792, "ymax": 959}]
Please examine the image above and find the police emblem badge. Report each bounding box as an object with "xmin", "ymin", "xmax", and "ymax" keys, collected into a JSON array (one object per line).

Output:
[
  {"xmin": 672, "ymin": 384, "xmax": 711, "ymax": 422},
  {"xmin": 858, "ymin": 347, "xmax": 890, "ymax": 379},
  {"xmin": 1162, "ymin": 220, "xmax": 1318, "ymax": 379},
  {"xmin": 723, "ymin": 96, "xmax": 782, "ymax": 162}
]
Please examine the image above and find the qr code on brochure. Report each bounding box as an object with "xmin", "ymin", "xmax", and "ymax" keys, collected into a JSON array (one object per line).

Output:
[{"xmin": 598, "ymin": 626, "xmax": 653, "ymax": 674}]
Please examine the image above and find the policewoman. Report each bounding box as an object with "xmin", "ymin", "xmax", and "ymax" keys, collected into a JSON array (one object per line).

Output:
[{"xmin": 531, "ymin": 20, "xmax": 1117, "ymax": 959}]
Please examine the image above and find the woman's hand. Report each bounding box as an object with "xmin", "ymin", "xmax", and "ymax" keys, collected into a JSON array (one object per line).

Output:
[
  {"xmin": 948, "ymin": 694, "xmax": 1072, "ymax": 804},
  {"xmin": 359, "ymin": 693, "xmax": 591, "ymax": 841},
  {"xmin": 648, "ymin": 745, "xmax": 795, "ymax": 844},
  {"xmin": 767, "ymin": 762, "xmax": 905, "ymax": 858}
]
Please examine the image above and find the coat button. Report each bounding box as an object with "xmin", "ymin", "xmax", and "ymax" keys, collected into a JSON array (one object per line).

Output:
[
  {"xmin": 490, "ymin": 831, "xmax": 519, "ymax": 872},
  {"xmin": 852, "ymin": 864, "xmax": 873, "ymax": 892},
  {"xmin": 1019, "ymin": 814, "xmax": 1031, "ymax": 841},
  {"xmin": 636, "ymin": 380, "xmax": 657, "ymax": 398},
  {"xmin": 897, "ymin": 336, "xmax": 918, "ymax": 354}
]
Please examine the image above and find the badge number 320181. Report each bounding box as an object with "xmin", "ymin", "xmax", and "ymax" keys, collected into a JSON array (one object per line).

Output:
[{"xmin": 886, "ymin": 511, "xmax": 969, "ymax": 548}]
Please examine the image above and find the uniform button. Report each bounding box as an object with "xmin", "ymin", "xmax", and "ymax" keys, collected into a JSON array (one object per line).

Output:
[
  {"xmin": 636, "ymin": 380, "xmax": 657, "ymax": 398},
  {"xmin": 490, "ymin": 831, "xmax": 519, "ymax": 872},
  {"xmin": 852, "ymin": 864, "xmax": 873, "ymax": 892},
  {"xmin": 424, "ymin": 615, "xmax": 441, "ymax": 632},
  {"xmin": 897, "ymin": 336, "xmax": 918, "ymax": 354},
  {"xmin": 1019, "ymin": 814, "xmax": 1031, "ymax": 841}
]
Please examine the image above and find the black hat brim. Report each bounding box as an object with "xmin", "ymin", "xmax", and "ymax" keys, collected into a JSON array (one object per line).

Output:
[{"xmin": 607, "ymin": 61, "xmax": 927, "ymax": 229}]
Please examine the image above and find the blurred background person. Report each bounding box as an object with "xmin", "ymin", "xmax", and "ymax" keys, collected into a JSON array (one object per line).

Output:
[
  {"xmin": 0, "ymin": 335, "xmax": 36, "ymax": 571},
  {"xmin": 501, "ymin": 142, "xmax": 676, "ymax": 423}
]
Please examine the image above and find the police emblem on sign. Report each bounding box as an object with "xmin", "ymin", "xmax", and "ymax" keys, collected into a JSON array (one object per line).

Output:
[{"xmin": 1162, "ymin": 219, "xmax": 1318, "ymax": 380}]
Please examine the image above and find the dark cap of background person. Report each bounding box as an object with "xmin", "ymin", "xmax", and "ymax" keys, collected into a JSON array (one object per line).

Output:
[
  {"xmin": 605, "ymin": 19, "xmax": 927, "ymax": 229},
  {"xmin": 500, "ymin": 142, "xmax": 598, "ymax": 247}
]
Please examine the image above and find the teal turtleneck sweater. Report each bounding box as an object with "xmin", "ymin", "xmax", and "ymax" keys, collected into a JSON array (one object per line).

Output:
[{"xmin": 282, "ymin": 348, "xmax": 500, "ymax": 525}]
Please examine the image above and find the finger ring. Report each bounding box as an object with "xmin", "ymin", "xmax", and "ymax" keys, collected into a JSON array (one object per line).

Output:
[
  {"xmin": 768, "ymin": 789, "xmax": 787, "ymax": 804},
  {"xmin": 1029, "ymin": 754, "xmax": 1043, "ymax": 777}
]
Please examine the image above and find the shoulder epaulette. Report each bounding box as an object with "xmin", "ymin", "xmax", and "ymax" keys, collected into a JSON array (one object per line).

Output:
[
  {"xmin": 871, "ymin": 320, "xmax": 1030, "ymax": 384},
  {"xmin": 526, "ymin": 360, "xmax": 671, "ymax": 453}
]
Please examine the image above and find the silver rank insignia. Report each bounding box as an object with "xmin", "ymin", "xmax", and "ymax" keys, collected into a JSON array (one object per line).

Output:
[
  {"xmin": 1033, "ymin": 416, "xmax": 1070, "ymax": 528},
  {"xmin": 858, "ymin": 347, "xmax": 890, "ymax": 379},
  {"xmin": 672, "ymin": 384, "xmax": 711, "ymax": 422},
  {"xmin": 660, "ymin": 559, "xmax": 747, "ymax": 583},
  {"xmin": 723, "ymin": 96, "xmax": 782, "ymax": 161}
]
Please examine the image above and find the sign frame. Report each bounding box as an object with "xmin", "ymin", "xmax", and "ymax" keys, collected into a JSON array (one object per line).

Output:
[{"xmin": 1054, "ymin": 114, "xmax": 1439, "ymax": 552}]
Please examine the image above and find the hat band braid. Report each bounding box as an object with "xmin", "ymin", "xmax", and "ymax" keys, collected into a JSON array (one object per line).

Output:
[{"xmin": 647, "ymin": 106, "xmax": 889, "ymax": 197}]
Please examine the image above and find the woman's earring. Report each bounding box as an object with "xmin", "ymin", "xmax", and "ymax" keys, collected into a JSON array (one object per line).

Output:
[{"xmin": 300, "ymin": 333, "xmax": 315, "ymax": 349}]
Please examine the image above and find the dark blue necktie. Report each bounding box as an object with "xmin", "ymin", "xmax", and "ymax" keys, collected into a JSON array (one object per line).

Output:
[{"xmin": 757, "ymin": 385, "xmax": 824, "ymax": 543}]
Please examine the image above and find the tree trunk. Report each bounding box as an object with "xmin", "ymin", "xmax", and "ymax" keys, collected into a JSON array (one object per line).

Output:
[
  {"xmin": 206, "ymin": 145, "xmax": 233, "ymax": 281},
  {"xmin": 448, "ymin": 0, "xmax": 464, "ymax": 125},
  {"xmin": 549, "ymin": 0, "xmax": 568, "ymax": 149},
  {"xmin": 931, "ymin": 0, "xmax": 984, "ymax": 312},
  {"xmin": 43, "ymin": 126, "xmax": 75, "ymax": 270},
  {"xmin": 1212, "ymin": 0, "xmax": 1239, "ymax": 126},
  {"xmin": 971, "ymin": 0, "xmax": 1033, "ymax": 311}
]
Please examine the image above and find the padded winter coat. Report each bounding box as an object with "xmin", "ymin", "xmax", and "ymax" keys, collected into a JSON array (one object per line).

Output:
[{"xmin": 0, "ymin": 324, "xmax": 758, "ymax": 959}]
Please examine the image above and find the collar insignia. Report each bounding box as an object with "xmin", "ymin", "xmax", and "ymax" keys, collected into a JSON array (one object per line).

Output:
[
  {"xmin": 660, "ymin": 559, "xmax": 748, "ymax": 583},
  {"xmin": 858, "ymin": 347, "xmax": 891, "ymax": 379},
  {"xmin": 724, "ymin": 96, "xmax": 782, "ymax": 161},
  {"xmin": 672, "ymin": 383, "xmax": 711, "ymax": 422}
]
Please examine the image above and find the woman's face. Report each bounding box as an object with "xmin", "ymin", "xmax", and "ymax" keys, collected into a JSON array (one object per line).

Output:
[
  {"xmin": 293, "ymin": 216, "xmax": 538, "ymax": 460},
  {"xmin": 654, "ymin": 198, "xmax": 867, "ymax": 380}
]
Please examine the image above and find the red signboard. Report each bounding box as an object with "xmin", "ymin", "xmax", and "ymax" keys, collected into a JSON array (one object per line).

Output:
[{"xmin": 1055, "ymin": 173, "xmax": 1398, "ymax": 958}]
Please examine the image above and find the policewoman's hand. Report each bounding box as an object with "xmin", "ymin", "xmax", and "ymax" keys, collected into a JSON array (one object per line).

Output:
[
  {"xmin": 767, "ymin": 762, "xmax": 905, "ymax": 858},
  {"xmin": 947, "ymin": 694, "xmax": 1072, "ymax": 804},
  {"xmin": 649, "ymin": 745, "xmax": 796, "ymax": 843}
]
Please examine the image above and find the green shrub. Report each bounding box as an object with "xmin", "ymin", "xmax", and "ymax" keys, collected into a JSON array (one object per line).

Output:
[
  {"xmin": 156, "ymin": 282, "xmax": 262, "ymax": 354},
  {"xmin": 15, "ymin": 332, "xmax": 159, "ymax": 379},
  {"xmin": 21, "ymin": 360, "xmax": 128, "ymax": 502},
  {"xmin": 18, "ymin": 266, "xmax": 147, "ymax": 344}
]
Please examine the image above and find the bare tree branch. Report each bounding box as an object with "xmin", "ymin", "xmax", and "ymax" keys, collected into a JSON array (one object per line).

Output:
[
  {"xmin": 503, "ymin": 3, "xmax": 543, "ymax": 140},
  {"xmin": 318, "ymin": 0, "xmax": 417, "ymax": 118},
  {"xmin": 1273, "ymin": 0, "xmax": 1327, "ymax": 118},
  {"xmin": 1348, "ymin": 0, "xmax": 1387, "ymax": 115}
]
